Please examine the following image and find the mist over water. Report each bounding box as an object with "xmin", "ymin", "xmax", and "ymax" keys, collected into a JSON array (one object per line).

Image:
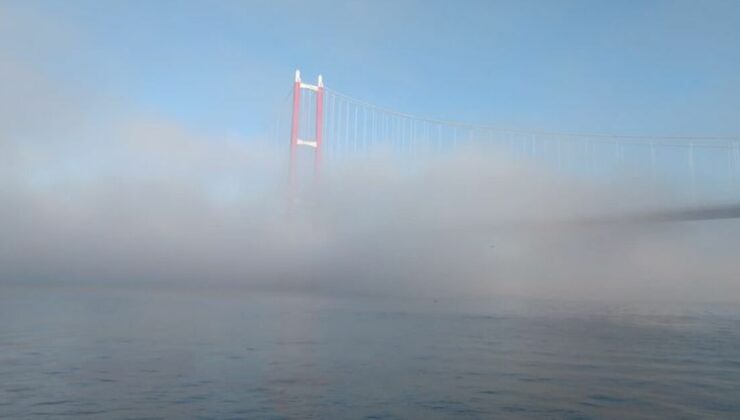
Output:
[
  {"xmin": 6, "ymin": 101, "xmax": 740, "ymax": 420},
  {"xmin": 2, "ymin": 1, "xmax": 739, "ymax": 303},
  {"xmin": 4, "ymin": 4, "xmax": 740, "ymax": 418},
  {"xmin": 2, "ymin": 127, "xmax": 740, "ymax": 303}
]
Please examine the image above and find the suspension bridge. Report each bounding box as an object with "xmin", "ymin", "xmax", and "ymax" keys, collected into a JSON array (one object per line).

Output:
[{"xmin": 271, "ymin": 70, "xmax": 740, "ymax": 217}]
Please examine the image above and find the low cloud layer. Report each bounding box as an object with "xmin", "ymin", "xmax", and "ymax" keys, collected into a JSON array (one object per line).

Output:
[{"xmin": 2, "ymin": 123, "xmax": 740, "ymax": 303}]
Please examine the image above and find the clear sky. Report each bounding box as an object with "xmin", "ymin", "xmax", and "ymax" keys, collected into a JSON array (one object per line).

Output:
[{"xmin": 3, "ymin": 0, "xmax": 740, "ymax": 140}]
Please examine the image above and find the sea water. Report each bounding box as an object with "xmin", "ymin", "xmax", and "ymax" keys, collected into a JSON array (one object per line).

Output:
[{"xmin": 2, "ymin": 286, "xmax": 739, "ymax": 418}]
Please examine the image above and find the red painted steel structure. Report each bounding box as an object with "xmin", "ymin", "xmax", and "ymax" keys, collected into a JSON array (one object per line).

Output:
[
  {"xmin": 289, "ymin": 70, "xmax": 302, "ymax": 190},
  {"xmin": 288, "ymin": 70, "xmax": 324, "ymax": 189}
]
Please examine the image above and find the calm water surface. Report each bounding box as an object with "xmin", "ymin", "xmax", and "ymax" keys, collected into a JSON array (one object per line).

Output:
[{"xmin": 1, "ymin": 286, "xmax": 739, "ymax": 419}]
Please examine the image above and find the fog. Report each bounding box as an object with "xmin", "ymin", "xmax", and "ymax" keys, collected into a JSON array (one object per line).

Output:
[
  {"xmin": 3, "ymin": 116, "xmax": 740, "ymax": 303},
  {"xmin": 2, "ymin": 6, "xmax": 739, "ymax": 304}
]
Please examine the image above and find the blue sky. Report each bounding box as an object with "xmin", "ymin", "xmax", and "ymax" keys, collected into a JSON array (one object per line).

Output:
[{"xmin": 4, "ymin": 0, "xmax": 740, "ymax": 139}]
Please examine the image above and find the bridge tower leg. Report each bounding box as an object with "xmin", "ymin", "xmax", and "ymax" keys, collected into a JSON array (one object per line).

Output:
[
  {"xmin": 288, "ymin": 70, "xmax": 325, "ymax": 208},
  {"xmin": 289, "ymin": 70, "xmax": 302, "ymax": 190}
]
